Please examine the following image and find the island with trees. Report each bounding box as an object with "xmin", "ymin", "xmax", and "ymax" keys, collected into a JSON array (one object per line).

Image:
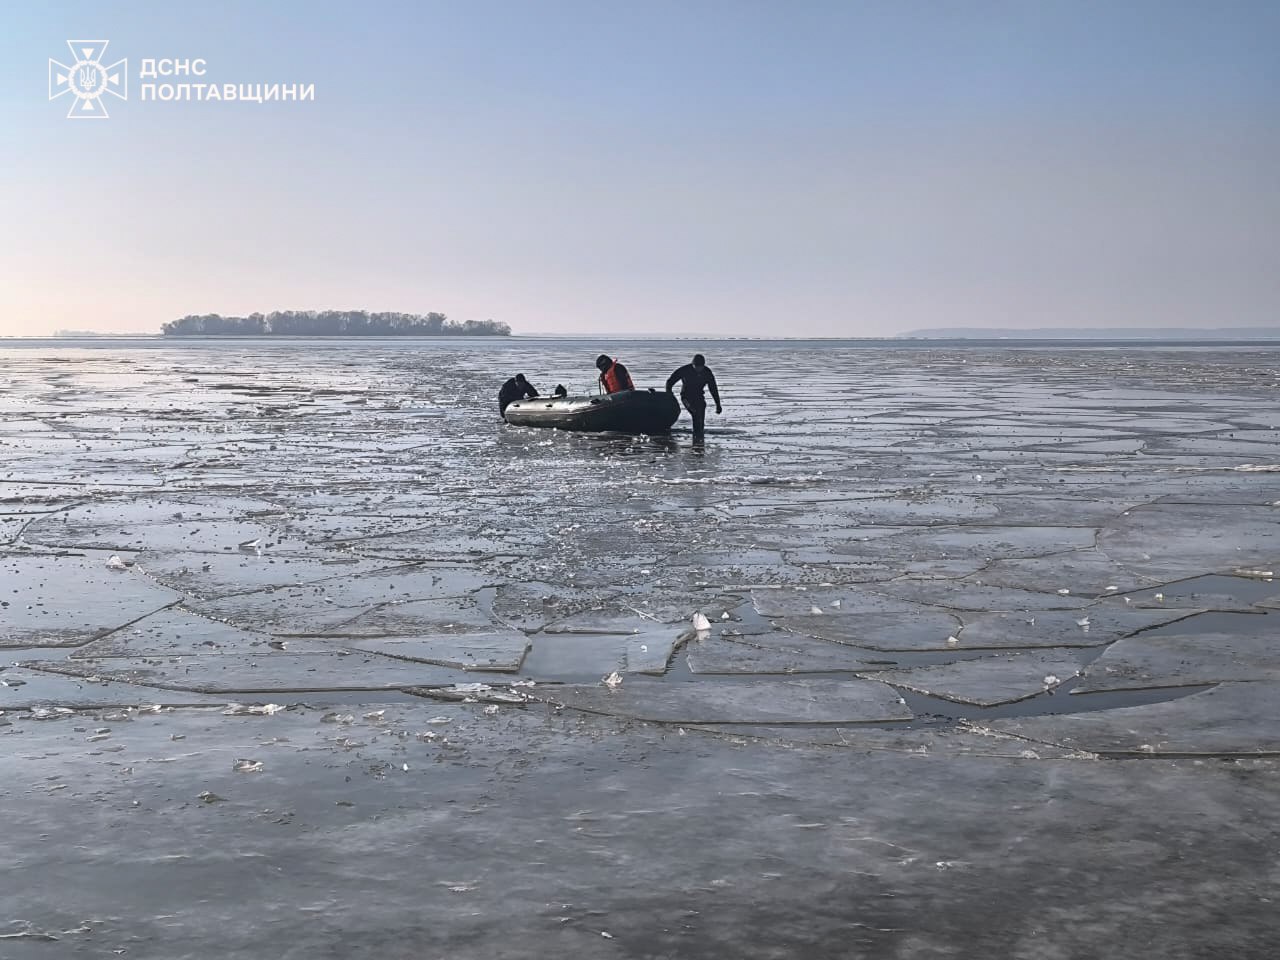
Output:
[{"xmin": 161, "ymin": 310, "xmax": 510, "ymax": 337}]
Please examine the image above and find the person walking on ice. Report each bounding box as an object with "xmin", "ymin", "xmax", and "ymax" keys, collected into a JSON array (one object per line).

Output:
[{"xmin": 666, "ymin": 353, "xmax": 722, "ymax": 435}]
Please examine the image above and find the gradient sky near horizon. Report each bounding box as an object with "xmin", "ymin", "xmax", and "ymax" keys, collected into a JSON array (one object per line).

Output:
[{"xmin": 1, "ymin": 1, "xmax": 1277, "ymax": 337}]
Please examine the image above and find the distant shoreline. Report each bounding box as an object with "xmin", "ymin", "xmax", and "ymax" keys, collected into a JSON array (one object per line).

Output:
[
  {"xmin": 897, "ymin": 326, "xmax": 1280, "ymax": 340},
  {"xmin": 11, "ymin": 334, "xmax": 1280, "ymax": 348}
]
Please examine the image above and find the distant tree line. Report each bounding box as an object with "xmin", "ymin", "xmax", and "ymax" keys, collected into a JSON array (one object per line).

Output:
[{"xmin": 161, "ymin": 310, "xmax": 511, "ymax": 337}]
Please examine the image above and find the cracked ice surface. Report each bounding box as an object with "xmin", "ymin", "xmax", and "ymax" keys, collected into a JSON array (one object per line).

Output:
[
  {"xmin": 540, "ymin": 678, "xmax": 913, "ymax": 724},
  {"xmin": 988, "ymin": 682, "xmax": 1280, "ymax": 756},
  {"xmin": 687, "ymin": 630, "xmax": 888, "ymax": 674},
  {"xmin": 29, "ymin": 652, "xmax": 480, "ymax": 694},
  {"xmin": 4, "ymin": 341, "xmax": 1280, "ymax": 747},
  {"xmin": 6, "ymin": 342, "xmax": 1280, "ymax": 956},
  {"xmin": 861, "ymin": 651, "xmax": 1085, "ymax": 706},
  {"xmin": 1, "ymin": 552, "xmax": 181, "ymax": 646},
  {"xmin": 339, "ymin": 632, "xmax": 531, "ymax": 671},
  {"xmin": 2, "ymin": 701, "xmax": 1277, "ymax": 958},
  {"xmin": 1072, "ymin": 632, "xmax": 1280, "ymax": 693}
]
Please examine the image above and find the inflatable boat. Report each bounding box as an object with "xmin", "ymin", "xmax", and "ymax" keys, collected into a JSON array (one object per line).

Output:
[{"xmin": 504, "ymin": 389, "xmax": 681, "ymax": 434}]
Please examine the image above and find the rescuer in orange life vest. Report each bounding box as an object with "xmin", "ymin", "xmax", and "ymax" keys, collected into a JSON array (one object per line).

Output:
[{"xmin": 595, "ymin": 354, "xmax": 635, "ymax": 394}]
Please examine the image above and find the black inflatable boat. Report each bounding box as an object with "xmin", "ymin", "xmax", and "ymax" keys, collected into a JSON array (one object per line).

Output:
[{"xmin": 504, "ymin": 389, "xmax": 680, "ymax": 434}]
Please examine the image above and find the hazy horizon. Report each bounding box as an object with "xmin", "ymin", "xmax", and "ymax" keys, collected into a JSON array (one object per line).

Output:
[{"xmin": 3, "ymin": 1, "xmax": 1277, "ymax": 338}]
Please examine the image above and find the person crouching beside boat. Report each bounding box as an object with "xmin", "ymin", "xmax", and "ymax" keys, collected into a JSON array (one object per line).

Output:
[
  {"xmin": 666, "ymin": 353, "xmax": 722, "ymax": 435},
  {"xmin": 498, "ymin": 373, "xmax": 539, "ymax": 417},
  {"xmin": 595, "ymin": 354, "xmax": 635, "ymax": 394}
]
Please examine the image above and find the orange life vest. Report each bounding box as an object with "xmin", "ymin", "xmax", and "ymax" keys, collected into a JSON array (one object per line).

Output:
[{"xmin": 601, "ymin": 360, "xmax": 634, "ymax": 394}]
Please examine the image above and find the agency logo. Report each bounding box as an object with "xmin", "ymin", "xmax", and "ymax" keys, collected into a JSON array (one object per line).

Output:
[{"xmin": 49, "ymin": 40, "xmax": 127, "ymax": 119}]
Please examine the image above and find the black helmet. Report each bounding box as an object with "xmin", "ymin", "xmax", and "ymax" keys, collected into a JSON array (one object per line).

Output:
[
  {"xmin": 595, "ymin": 354, "xmax": 612, "ymax": 371},
  {"xmin": 692, "ymin": 353, "xmax": 705, "ymax": 367},
  {"xmin": 514, "ymin": 373, "xmax": 527, "ymax": 383}
]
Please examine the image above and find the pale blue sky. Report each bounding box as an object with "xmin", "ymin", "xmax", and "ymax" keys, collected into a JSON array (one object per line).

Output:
[{"xmin": 2, "ymin": 1, "xmax": 1277, "ymax": 336}]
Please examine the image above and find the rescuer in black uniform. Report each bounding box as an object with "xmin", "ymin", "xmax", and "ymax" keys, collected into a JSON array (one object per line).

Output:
[
  {"xmin": 498, "ymin": 373, "xmax": 539, "ymax": 416},
  {"xmin": 665, "ymin": 354, "xmax": 721, "ymax": 435}
]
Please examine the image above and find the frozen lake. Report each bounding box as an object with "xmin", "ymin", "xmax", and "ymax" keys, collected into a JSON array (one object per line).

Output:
[
  {"xmin": 4, "ymin": 338, "xmax": 1280, "ymax": 717},
  {"xmin": 2, "ymin": 338, "xmax": 1279, "ymax": 956}
]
